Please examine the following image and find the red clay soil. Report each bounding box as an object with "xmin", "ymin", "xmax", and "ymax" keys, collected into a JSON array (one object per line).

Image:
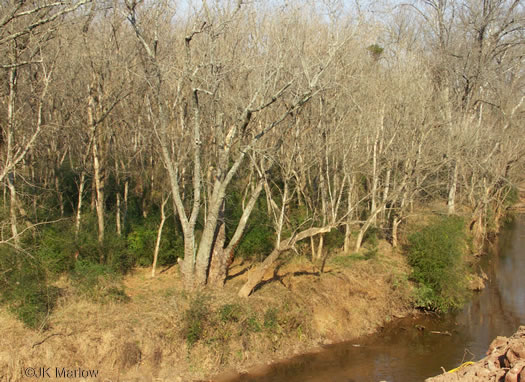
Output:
[{"xmin": 426, "ymin": 326, "xmax": 525, "ymax": 382}]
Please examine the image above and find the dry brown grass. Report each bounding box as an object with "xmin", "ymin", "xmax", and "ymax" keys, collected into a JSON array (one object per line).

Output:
[{"xmin": 0, "ymin": 241, "xmax": 413, "ymax": 382}]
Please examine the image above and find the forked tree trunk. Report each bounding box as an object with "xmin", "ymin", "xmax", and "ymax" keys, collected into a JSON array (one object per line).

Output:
[{"xmin": 208, "ymin": 180, "xmax": 264, "ymax": 287}]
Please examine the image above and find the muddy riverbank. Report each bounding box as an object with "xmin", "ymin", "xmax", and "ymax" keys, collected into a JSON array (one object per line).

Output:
[
  {"xmin": 0, "ymin": 242, "xmax": 413, "ymax": 382},
  {"xmin": 219, "ymin": 215, "xmax": 525, "ymax": 382}
]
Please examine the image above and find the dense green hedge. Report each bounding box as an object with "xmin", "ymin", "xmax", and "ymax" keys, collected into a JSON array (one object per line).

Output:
[
  {"xmin": 406, "ymin": 216, "xmax": 470, "ymax": 312},
  {"xmin": 0, "ymin": 248, "xmax": 59, "ymax": 329}
]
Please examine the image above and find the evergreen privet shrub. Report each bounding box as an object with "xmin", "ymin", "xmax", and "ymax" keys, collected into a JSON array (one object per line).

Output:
[
  {"xmin": 127, "ymin": 218, "xmax": 183, "ymax": 268},
  {"xmin": 0, "ymin": 249, "xmax": 59, "ymax": 329},
  {"xmin": 36, "ymin": 224, "xmax": 77, "ymax": 275},
  {"xmin": 231, "ymin": 197, "xmax": 274, "ymax": 260},
  {"xmin": 363, "ymin": 225, "xmax": 380, "ymax": 247},
  {"xmin": 236, "ymin": 224, "xmax": 274, "ymax": 261},
  {"xmin": 69, "ymin": 260, "xmax": 129, "ymax": 303},
  {"xmin": 406, "ymin": 216, "xmax": 469, "ymax": 312},
  {"xmin": 127, "ymin": 225, "xmax": 157, "ymax": 266},
  {"xmin": 324, "ymin": 227, "xmax": 345, "ymax": 251}
]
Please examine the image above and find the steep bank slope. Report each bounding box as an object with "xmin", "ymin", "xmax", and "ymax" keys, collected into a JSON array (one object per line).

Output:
[{"xmin": 0, "ymin": 245, "xmax": 413, "ymax": 382}]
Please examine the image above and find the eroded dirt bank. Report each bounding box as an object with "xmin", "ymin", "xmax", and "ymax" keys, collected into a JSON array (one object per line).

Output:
[
  {"xmin": 426, "ymin": 326, "xmax": 525, "ymax": 382},
  {"xmin": 0, "ymin": 245, "xmax": 413, "ymax": 382}
]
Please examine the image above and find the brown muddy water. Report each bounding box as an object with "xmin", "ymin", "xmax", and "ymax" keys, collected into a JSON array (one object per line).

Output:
[{"xmin": 224, "ymin": 215, "xmax": 525, "ymax": 382}]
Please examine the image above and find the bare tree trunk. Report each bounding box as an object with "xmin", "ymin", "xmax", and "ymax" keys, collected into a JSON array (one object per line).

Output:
[
  {"xmin": 315, "ymin": 234, "xmax": 324, "ymax": 260},
  {"xmin": 75, "ymin": 171, "xmax": 86, "ymax": 237},
  {"xmin": 115, "ymin": 161, "xmax": 122, "ymax": 236},
  {"xmin": 116, "ymin": 192, "xmax": 121, "ymax": 236},
  {"xmin": 355, "ymin": 173, "xmax": 407, "ymax": 252},
  {"xmin": 5, "ymin": 65, "xmax": 18, "ymax": 247},
  {"xmin": 123, "ymin": 179, "xmax": 129, "ymax": 230},
  {"xmin": 371, "ymin": 135, "xmax": 378, "ymax": 222},
  {"xmin": 87, "ymin": 82, "xmax": 105, "ymax": 247},
  {"xmin": 7, "ymin": 175, "xmax": 19, "ymax": 247},
  {"xmin": 207, "ymin": 219, "xmax": 226, "ymax": 286},
  {"xmin": 152, "ymin": 195, "xmax": 168, "ymax": 278},
  {"xmin": 90, "ymin": 177, "xmax": 95, "ymax": 212},
  {"xmin": 354, "ymin": 206, "xmax": 383, "ymax": 252},
  {"xmin": 92, "ymin": 137, "xmax": 105, "ymax": 245},
  {"xmin": 381, "ymin": 169, "xmax": 391, "ymax": 223},
  {"xmin": 343, "ymin": 175, "xmax": 355, "ymax": 253},
  {"xmin": 392, "ymin": 217, "xmax": 401, "ymax": 248},
  {"xmin": 55, "ymin": 173, "xmax": 64, "ymax": 217},
  {"xmin": 448, "ymin": 160, "xmax": 458, "ymax": 215},
  {"xmin": 344, "ymin": 223, "xmax": 352, "ymax": 253},
  {"xmin": 391, "ymin": 189, "xmax": 407, "ymax": 248}
]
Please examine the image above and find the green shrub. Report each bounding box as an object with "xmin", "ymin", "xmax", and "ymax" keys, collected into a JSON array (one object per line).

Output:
[
  {"xmin": 324, "ymin": 228, "xmax": 345, "ymax": 250},
  {"xmin": 406, "ymin": 216, "xmax": 469, "ymax": 312},
  {"xmin": 364, "ymin": 246, "xmax": 378, "ymax": 260},
  {"xmin": 227, "ymin": 193, "xmax": 274, "ymax": 260},
  {"xmin": 126, "ymin": 214, "xmax": 183, "ymax": 269},
  {"xmin": 127, "ymin": 225, "xmax": 157, "ymax": 266},
  {"xmin": 330, "ymin": 253, "xmax": 365, "ymax": 267},
  {"xmin": 104, "ymin": 286, "xmax": 131, "ymax": 303},
  {"xmin": 244, "ymin": 314, "xmax": 262, "ymax": 333},
  {"xmin": 69, "ymin": 259, "xmax": 129, "ymax": 303},
  {"xmin": 183, "ymin": 293, "xmax": 209, "ymax": 346},
  {"xmin": 71, "ymin": 259, "xmax": 114, "ymax": 289},
  {"xmin": 263, "ymin": 307, "xmax": 279, "ymax": 330},
  {"xmin": 367, "ymin": 43, "xmax": 384, "ymax": 58},
  {"xmin": 12, "ymin": 285, "xmax": 61, "ymax": 329},
  {"xmin": 35, "ymin": 224, "xmax": 77, "ymax": 275},
  {"xmin": 0, "ymin": 248, "xmax": 59, "ymax": 329},
  {"xmin": 363, "ymin": 226, "xmax": 380, "ymax": 247},
  {"xmin": 103, "ymin": 235, "xmax": 132, "ymax": 274},
  {"xmin": 219, "ymin": 303, "xmax": 243, "ymax": 323},
  {"xmin": 236, "ymin": 224, "xmax": 274, "ymax": 260}
]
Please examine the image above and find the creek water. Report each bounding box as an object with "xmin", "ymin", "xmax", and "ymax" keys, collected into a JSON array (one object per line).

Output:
[{"xmin": 226, "ymin": 215, "xmax": 525, "ymax": 382}]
